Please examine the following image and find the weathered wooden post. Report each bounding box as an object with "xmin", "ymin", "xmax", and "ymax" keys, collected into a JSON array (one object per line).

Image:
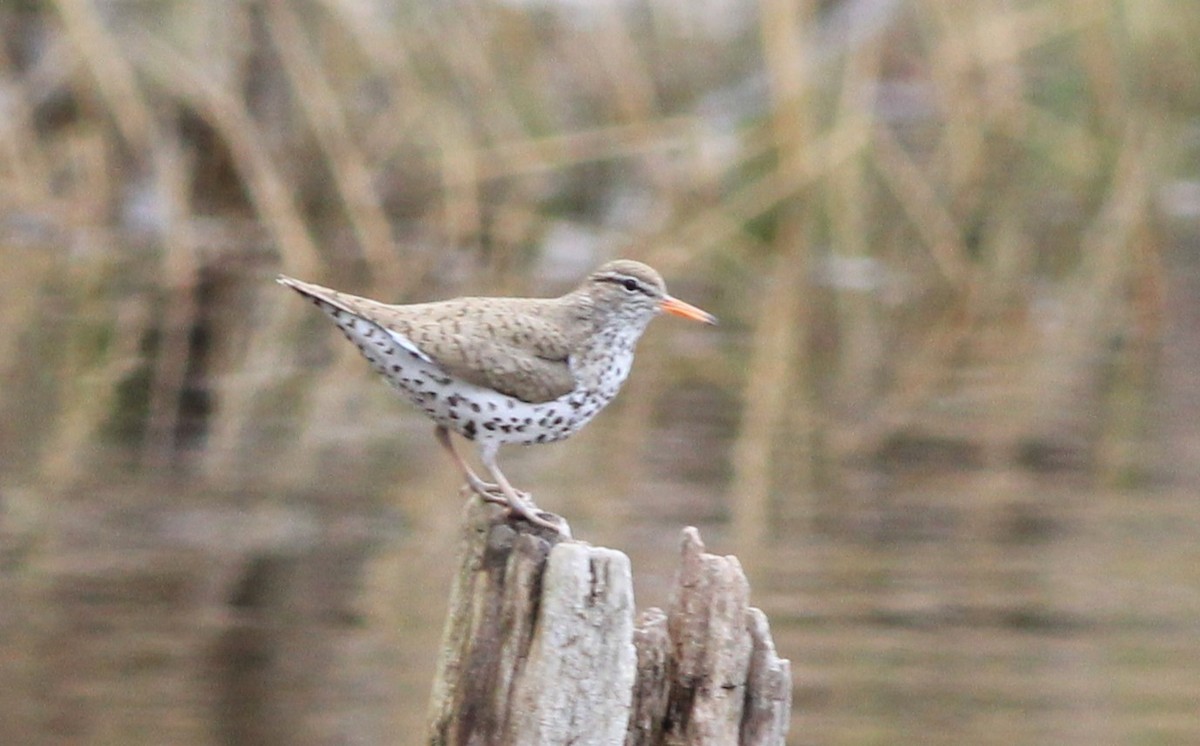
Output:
[{"xmin": 427, "ymin": 499, "xmax": 791, "ymax": 745}]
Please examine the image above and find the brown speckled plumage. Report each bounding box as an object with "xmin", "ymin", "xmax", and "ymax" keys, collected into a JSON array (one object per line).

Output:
[
  {"xmin": 293, "ymin": 293, "xmax": 581, "ymax": 403},
  {"xmin": 278, "ymin": 259, "xmax": 715, "ymax": 534}
]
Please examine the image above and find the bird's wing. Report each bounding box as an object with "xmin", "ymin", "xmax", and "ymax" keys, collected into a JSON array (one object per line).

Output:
[
  {"xmin": 278, "ymin": 275, "xmax": 436, "ymax": 364},
  {"xmin": 380, "ymin": 298, "xmax": 579, "ymax": 404},
  {"xmin": 282, "ymin": 278, "xmax": 579, "ymax": 404}
]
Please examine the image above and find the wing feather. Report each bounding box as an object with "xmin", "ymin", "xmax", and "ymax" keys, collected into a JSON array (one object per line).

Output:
[
  {"xmin": 280, "ymin": 276, "xmax": 578, "ymax": 404},
  {"xmin": 389, "ymin": 299, "xmax": 578, "ymax": 403}
]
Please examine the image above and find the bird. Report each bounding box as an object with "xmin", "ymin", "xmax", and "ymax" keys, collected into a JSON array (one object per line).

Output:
[{"xmin": 278, "ymin": 259, "xmax": 716, "ymax": 535}]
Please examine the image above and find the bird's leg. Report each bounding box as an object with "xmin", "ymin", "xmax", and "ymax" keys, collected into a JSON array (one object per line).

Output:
[
  {"xmin": 479, "ymin": 443, "xmax": 570, "ymax": 537},
  {"xmin": 434, "ymin": 426, "xmax": 505, "ymax": 505}
]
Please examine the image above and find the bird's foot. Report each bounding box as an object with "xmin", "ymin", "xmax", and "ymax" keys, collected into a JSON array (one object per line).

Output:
[
  {"xmin": 460, "ymin": 474, "xmax": 508, "ymax": 505},
  {"xmin": 488, "ymin": 488, "xmax": 569, "ymax": 537},
  {"xmin": 504, "ymin": 497, "xmax": 571, "ymax": 537},
  {"xmin": 461, "ymin": 485, "xmax": 508, "ymax": 506},
  {"xmin": 462, "ymin": 482, "xmax": 567, "ymax": 535}
]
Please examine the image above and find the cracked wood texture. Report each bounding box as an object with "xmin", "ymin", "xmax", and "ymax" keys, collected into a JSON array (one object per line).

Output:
[{"xmin": 427, "ymin": 501, "xmax": 791, "ymax": 745}]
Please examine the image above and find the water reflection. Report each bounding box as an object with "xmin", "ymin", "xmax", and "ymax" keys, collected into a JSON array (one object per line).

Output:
[{"xmin": 3, "ymin": 258, "xmax": 1199, "ymax": 745}]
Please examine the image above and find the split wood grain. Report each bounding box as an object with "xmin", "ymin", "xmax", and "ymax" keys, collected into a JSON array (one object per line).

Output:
[{"xmin": 427, "ymin": 500, "xmax": 790, "ymax": 745}]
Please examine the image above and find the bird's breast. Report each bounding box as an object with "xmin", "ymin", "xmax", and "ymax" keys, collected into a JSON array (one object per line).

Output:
[{"xmin": 570, "ymin": 338, "xmax": 636, "ymax": 398}]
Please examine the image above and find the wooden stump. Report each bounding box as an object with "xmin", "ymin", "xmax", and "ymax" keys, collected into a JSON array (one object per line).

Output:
[{"xmin": 427, "ymin": 500, "xmax": 791, "ymax": 745}]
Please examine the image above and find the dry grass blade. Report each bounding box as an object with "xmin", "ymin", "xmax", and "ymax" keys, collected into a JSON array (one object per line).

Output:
[
  {"xmin": 872, "ymin": 123, "xmax": 972, "ymax": 289},
  {"xmin": 128, "ymin": 32, "xmax": 324, "ymax": 279},
  {"xmin": 588, "ymin": 5, "xmax": 660, "ymax": 122},
  {"xmin": 728, "ymin": 0, "xmax": 817, "ymax": 547},
  {"xmin": 0, "ymin": 47, "xmax": 52, "ymax": 202},
  {"xmin": 471, "ymin": 118, "xmax": 696, "ymax": 181},
  {"xmin": 316, "ymin": 0, "xmax": 434, "ymax": 154},
  {"xmin": 38, "ymin": 262, "xmax": 154, "ymax": 487},
  {"xmin": 140, "ymin": 137, "xmax": 201, "ymax": 471},
  {"xmin": 264, "ymin": 0, "xmax": 399, "ymax": 289},
  {"xmin": 1026, "ymin": 120, "xmax": 1159, "ymax": 428},
  {"xmin": 51, "ymin": 0, "xmax": 154, "ymax": 149},
  {"xmin": 438, "ymin": 114, "xmax": 483, "ymax": 253}
]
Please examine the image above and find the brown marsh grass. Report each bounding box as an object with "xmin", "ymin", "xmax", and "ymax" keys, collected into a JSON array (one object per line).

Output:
[
  {"xmin": 2, "ymin": 0, "xmax": 1189, "ymax": 510},
  {"xmin": 1, "ymin": 1, "xmax": 1198, "ymax": 743}
]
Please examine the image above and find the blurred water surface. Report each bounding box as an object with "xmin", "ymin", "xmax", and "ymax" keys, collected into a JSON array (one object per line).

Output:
[{"xmin": 2, "ymin": 244, "xmax": 1199, "ymax": 745}]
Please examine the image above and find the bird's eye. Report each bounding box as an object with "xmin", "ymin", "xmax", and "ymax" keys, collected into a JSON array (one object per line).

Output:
[{"xmin": 621, "ymin": 278, "xmax": 638, "ymax": 292}]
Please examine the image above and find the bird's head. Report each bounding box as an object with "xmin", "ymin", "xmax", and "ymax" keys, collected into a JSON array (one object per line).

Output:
[{"xmin": 582, "ymin": 260, "xmax": 717, "ymax": 330}]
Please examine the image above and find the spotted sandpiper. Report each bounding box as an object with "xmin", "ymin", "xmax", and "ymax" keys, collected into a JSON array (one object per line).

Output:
[{"xmin": 278, "ymin": 260, "xmax": 716, "ymax": 535}]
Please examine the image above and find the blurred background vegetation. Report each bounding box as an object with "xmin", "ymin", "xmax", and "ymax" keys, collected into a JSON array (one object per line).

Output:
[{"xmin": 1, "ymin": 0, "xmax": 1199, "ymax": 744}]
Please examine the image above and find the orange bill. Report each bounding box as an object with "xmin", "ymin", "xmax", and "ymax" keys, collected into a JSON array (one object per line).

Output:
[{"xmin": 661, "ymin": 295, "xmax": 718, "ymax": 325}]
